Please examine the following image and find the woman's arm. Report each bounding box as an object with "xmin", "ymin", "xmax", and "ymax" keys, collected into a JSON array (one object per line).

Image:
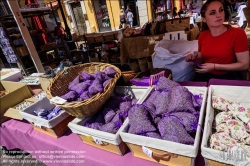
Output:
[
  {"xmin": 214, "ymin": 51, "xmax": 249, "ymax": 71},
  {"xmin": 197, "ymin": 51, "xmax": 249, "ymax": 73}
]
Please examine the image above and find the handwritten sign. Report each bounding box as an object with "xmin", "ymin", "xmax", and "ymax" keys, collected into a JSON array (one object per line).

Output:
[{"xmin": 142, "ymin": 146, "xmax": 152, "ymax": 158}]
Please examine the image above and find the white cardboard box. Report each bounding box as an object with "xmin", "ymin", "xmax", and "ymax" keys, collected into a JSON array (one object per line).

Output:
[
  {"xmin": 68, "ymin": 86, "xmax": 153, "ymax": 145},
  {"xmin": 201, "ymin": 85, "xmax": 250, "ymax": 165},
  {"xmin": 120, "ymin": 86, "xmax": 207, "ymax": 165}
]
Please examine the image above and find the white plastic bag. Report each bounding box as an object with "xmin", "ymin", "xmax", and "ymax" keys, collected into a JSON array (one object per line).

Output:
[{"xmin": 153, "ymin": 40, "xmax": 198, "ymax": 82}]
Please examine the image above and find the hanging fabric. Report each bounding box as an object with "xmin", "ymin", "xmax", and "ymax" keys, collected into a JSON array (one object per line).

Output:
[{"xmin": 25, "ymin": 0, "xmax": 49, "ymax": 45}]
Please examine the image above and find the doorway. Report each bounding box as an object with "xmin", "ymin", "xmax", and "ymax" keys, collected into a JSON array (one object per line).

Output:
[
  {"xmin": 92, "ymin": 0, "xmax": 112, "ymax": 32},
  {"xmin": 70, "ymin": 2, "xmax": 87, "ymax": 35},
  {"xmin": 120, "ymin": 0, "xmax": 139, "ymax": 27}
]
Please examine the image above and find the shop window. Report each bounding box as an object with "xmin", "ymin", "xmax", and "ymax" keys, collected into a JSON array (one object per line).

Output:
[
  {"xmin": 120, "ymin": 0, "xmax": 139, "ymax": 27},
  {"xmin": 70, "ymin": 2, "xmax": 87, "ymax": 35},
  {"xmin": 93, "ymin": 0, "xmax": 111, "ymax": 32}
]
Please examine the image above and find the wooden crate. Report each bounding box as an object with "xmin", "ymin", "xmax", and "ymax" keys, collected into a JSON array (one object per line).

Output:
[
  {"xmin": 126, "ymin": 143, "xmax": 195, "ymax": 166},
  {"xmin": 205, "ymin": 159, "xmax": 232, "ymax": 166},
  {"xmin": 30, "ymin": 115, "xmax": 74, "ymax": 138},
  {"xmin": 78, "ymin": 134, "xmax": 127, "ymax": 156}
]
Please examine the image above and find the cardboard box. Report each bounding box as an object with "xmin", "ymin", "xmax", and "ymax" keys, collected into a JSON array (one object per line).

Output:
[
  {"xmin": 38, "ymin": 77, "xmax": 53, "ymax": 91},
  {"xmin": 20, "ymin": 97, "xmax": 74, "ymax": 138},
  {"xmin": 68, "ymin": 86, "xmax": 152, "ymax": 155},
  {"xmin": 201, "ymin": 86, "xmax": 250, "ymax": 165},
  {"xmin": 1, "ymin": 81, "xmax": 34, "ymax": 123},
  {"xmin": 0, "ymin": 69, "xmax": 23, "ymax": 82},
  {"xmin": 120, "ymin": 86, "xmax": 208, "ymax": 165}
]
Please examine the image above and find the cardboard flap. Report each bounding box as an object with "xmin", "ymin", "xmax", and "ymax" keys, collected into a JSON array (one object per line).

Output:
[{"xmin": 4, "ymin": 108, "xmax": 23, "ymax": 120}]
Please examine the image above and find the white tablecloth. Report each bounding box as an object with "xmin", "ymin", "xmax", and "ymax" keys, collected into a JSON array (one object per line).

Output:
[{"xmin": 237, "ymin": 5, "xmax": 246, "ymax": 27}]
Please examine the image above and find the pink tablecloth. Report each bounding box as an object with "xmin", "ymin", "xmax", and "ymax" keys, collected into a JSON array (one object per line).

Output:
[{"xmin": 0, "ymin": 119, "xmax": 205, "ymax": 166}]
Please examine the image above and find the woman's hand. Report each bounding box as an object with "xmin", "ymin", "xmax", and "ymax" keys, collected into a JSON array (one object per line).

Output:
[
  {"xmin": 185, "ymin": 54, "xmax": 196, "ymax": 62},
  {"xmin": 195, "ymin": 63, "xmax": 214, "ymax": 73}
]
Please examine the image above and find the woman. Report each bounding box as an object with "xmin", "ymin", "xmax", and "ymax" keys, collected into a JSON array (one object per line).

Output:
[
  {"xmin": 185, "ymin": 0, "xmax": 249, "ymax": 81},
  {"xmin": 126, "ymin": 9, "xmax": 134, "ymax": 27},
  {"xmin": 119, "ymin": 9, "xmax": 127, "ymax": 29}
]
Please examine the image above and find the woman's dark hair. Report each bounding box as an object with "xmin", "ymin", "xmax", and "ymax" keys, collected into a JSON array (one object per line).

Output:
[{"xmin": 200, "ymin": 0, "xmax": 224, "ymax": 31}]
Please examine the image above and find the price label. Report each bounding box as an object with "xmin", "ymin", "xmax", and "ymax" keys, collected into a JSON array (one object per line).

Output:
[
  {"xmin": 92, "ymin": 137, "xmax": 103, "ymax": 145},
  {"xmin": 50, "ymin": 96, "xmax": 67, "ymax": 104},
  {"xmin": 142, "ymin": 146, "xmax": 152, "ymax": 158}
]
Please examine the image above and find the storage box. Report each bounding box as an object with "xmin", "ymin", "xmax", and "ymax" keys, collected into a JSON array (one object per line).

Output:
[
  {"xmin": 201, "ymin": 86, "xmax": 250, "ymax": 165},
  {"xmin": 68, "ymin": 86, "xmax": 153, "ymax": 155},
  {"xmin": 0, "ymin": 68, "xmax": 23, "ymax": 82},
  {"xmin": 1, "ymin": 81, "xmax": 34, "ymax": 123},
  {"xmin": 39, "ymin": 77, "xmax": 53, "ymax": 91},
  {"xmin": 20, "ymin": 97, "xmax": 74, "ymax": 138},
  {"xmin": 120, "ymin": 86, "xmax": 207, "ymax": 165}
]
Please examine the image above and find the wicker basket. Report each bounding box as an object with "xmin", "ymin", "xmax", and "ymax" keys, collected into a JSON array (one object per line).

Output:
[{"xmin": 46, "ymin": 63, "xmax": 121, "ymax": 117}]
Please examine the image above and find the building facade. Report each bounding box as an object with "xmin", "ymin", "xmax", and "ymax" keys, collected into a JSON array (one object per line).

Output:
[{"xmin": 62, "ymin": 0, "xmax": 195, "ymax": 34}]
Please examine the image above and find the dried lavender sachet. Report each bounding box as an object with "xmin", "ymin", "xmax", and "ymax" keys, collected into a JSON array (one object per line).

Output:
[
  {"xmin": 71, "ymin": 81, "xmax": 93, "ymax": 95},
  {"xmin": 158, "ymin": 116, "xmax": 195, "ymax": 145},
  {"xmin": 60, "ymin": 91, "xmax": 78, "ymax": 102},
  {"xmin": 103, "ymin": 78, "xmax": 112, "ymax": 88},
  {"xmin": 34, "ymin": 109, "xmax": 49, "ymax": 116},
  {"xmin": 104, "ymin": 110, "xmax": 116, "ymax": 123},
  {"xmin": 145, "ymin": 132, "xmax": 162, "ymax": 139},
  {"xmin": 153, "ymin": 90, "xmax": 170, "ymax": 116},
  {"xmin": 119, "ymin": 101, "xmax": 132, "ymax": 114},
  {"xmin": 77, "ymin": 91, "xmax": 91, "ymax": 101},
  {"xmin": 104, "ymin": 96, "xmax": 123, "ymax": 109},
  {"xmin": 155, "ymin": 77, "xmax": 180, "ymax": 91},
  {"xmin": 142, "ymin": 90, "xmax": 160, "ymax": 113},
  {"xmin": 94, "ymin": 71, "xmax": 110, "ymax": 82},
  {"xmin": 167, "ymin": 86, "xmax": 196, "ymax": 114},
  {"xmin": 88, "ymin": 79, "xmax": 103, "ymax": 95},
  {"xmin": 52, "ymin": 106, "xmax": 62, "ymax": 114},
  {"xmin": 132, "ymin": 98, "xmax": 138, "ymax": 105},
  {"xmin": 128, "ymin": 105, "xmax": 156, "ymax": 134},
  {"xmin": 104, "ymin": 67, "xmax": 117, "ymax": 77},
  {"xmin": 169, "ymin": 112, "xmax": 198, "ymax": 132},
  {"xmin": 68, "ymin": 75, "xmax": 82, "ymax": 90},
  {"xmin": 111, "ymin": 112, "xmax": 121, "ymax": 123},
  {"xmin": 85, "ymin": 122, "xmax": 102, "ymax": 130},
  {"xmin": 99, "ymin": 121, "xmax": 122, "ymax": 134},
  {"xmin": 80, "ymin": 72, "xmax": 95, "ymax": 81}
]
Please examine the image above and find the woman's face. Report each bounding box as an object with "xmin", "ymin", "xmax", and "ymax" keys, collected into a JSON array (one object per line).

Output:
[{"xmin": 202, "ymin": 1, "xmax": 225, "ymax": 27}]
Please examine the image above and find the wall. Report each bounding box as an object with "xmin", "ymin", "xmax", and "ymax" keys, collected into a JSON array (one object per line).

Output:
[
  {"xmin": 106, "ymin": 0, "xmax": 121, "ymax": 31},
  {"xmin": 83, "ymin": 0, "xmax": 99, "ymax": 32}
]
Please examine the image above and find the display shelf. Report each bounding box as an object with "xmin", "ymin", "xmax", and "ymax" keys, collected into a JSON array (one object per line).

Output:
[{"xmin": 0, "ymin": 0, "xmax": 68, "ymax": 75}]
